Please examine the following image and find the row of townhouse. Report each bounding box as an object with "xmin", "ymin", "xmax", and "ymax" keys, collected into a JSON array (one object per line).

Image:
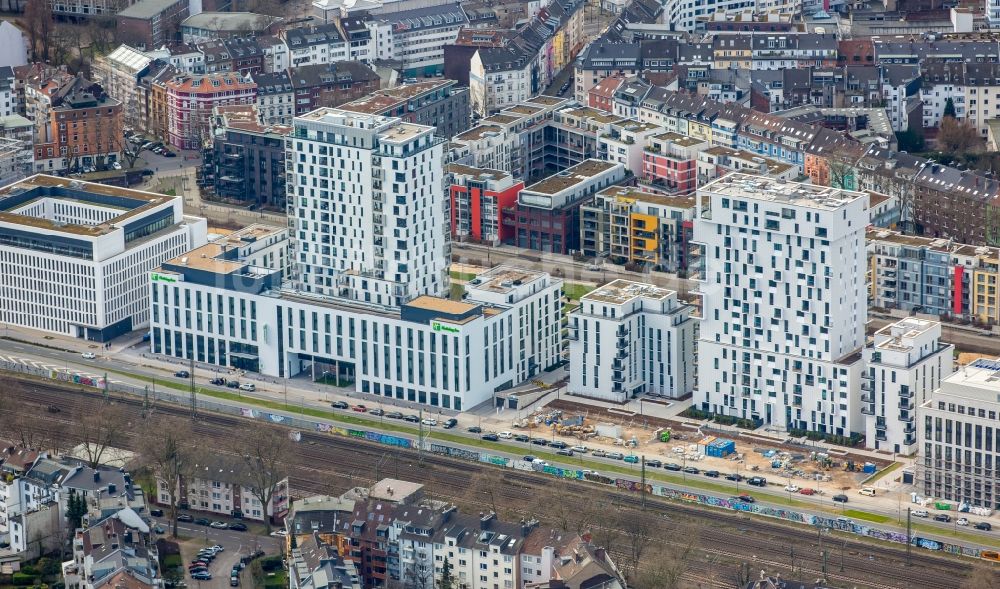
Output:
[
  {"xmin": 470, "ymin": 0, "xmax": 587, "ymax": 116},
  {"xmin": 867, "ymin": 227, "xmax": 1000, "ymax": 325},
  {"xmin": 284, "ymin": 480, "xmax": 625, "ymax": 589}
]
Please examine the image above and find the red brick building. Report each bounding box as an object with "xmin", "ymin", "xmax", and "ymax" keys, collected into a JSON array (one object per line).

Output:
[
  {"xmin": 116, "ymin": 0, "xmax": 190, "ymax": 51},
  {"xmin": 163, "ymin": 73, "xmax": 257, "ymax": 149},
  {"xmin": 447, "ymin": 163, "xmax": 522, "ymax": 244}
]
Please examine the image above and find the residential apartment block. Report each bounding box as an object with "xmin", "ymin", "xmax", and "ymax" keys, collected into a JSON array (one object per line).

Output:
[
  {"xmin": 0, "ymin": 175, "xmax": 206, "ymax": 342},
  {"xmin": 339, "ymin": 79, "xmax": 471, "ymax": 139},
  {"xmin": 863, "ymin": 318, "xmax": 954, "ymax": 455},
  {"xmin": 203, "ymin": 104, "xmax": 290, "ymax": 209},
  {"xmin": 116, "ymin": 0, "xmax": 190, "ymax": 51},
  {"xmin": 515, "ymin": 159, "xmax": 626, "ymax": 254},
  {"xmin": 921, "ymin": 358, "xmax": 1000, "ymax": 510},
  {"xmin": 693, "ymin": 174, "xmax": 868, "ymax": 435},
  {"xmin": 163, "ymin": 73, "xmax": 257, "ymax": 150},
  {"xmin": 447, "ymin": 164, "xmax": 523, "ymax": 245},
  {"xmin": 157, "ymin": 455, "xmax": 289, "ymax": 523},
  {"xmin": 580, "ymin": 186, "xmax": 695, "ymax": 272},
  {"xmin": 569, "ymin": 279, "xmax": 696, "ymax": 402}
]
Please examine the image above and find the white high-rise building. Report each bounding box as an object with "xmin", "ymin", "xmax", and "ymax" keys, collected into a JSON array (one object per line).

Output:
[
  {"xmin": 288, "ymin": 108, "xmax": 449, "ymax": 307},
  {"xmin": 692, "ymin": 173, "xmax": 868, "ymax": 436},
  {"xmin": 568, "ymin": 280, "xmax": 696, "ymax": 402},
  {"xmin": 863, "ymin": 317, "xmax": 954, "ymax": 455}
]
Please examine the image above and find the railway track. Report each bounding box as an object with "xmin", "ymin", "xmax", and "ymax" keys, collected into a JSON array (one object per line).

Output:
[{"xmin": 4, "ymin": 376, "xmax": 978, "ymax": 589}]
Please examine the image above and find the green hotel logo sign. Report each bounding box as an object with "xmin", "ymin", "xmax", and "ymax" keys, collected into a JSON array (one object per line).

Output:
[
  {"xmin": 151, "ymin": 272, "xmax": 177, "ymax": 283},
  {"xmin": 431, "ymin": 321, "xmax": 460, "ymax": 334}
]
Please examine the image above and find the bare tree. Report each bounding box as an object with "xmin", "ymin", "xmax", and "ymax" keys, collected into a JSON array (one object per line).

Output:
[
  {"xmin": 402, "ymin": 560, "xmax": 434, "ymax": 589},
  {"xmin": 631, "ymin": 530, "xmax": 699, "ymax": 589},
  {"xmin": 137, "ymin": 415, "xmax": 198, "ymax": 538},
  {"xmin": 23, "ymin": 1, "xmax": 54, "ymax": 62},
  {"xmin": 74, "ymin": 402, "xmax": 129, "ymax": 468},
  {"xmin": 230, "ymin": 422, "xmax": 291, "ymax": 533},
  {"xmin": 962, "ymin": 562, "xmax": 1000, "ymax": 589},
  {"xmin": 938, "ymin": 116, "xmax": 981, "ymax": 155},
  {"xmin": 618, "ymin": 509, "xmax": 654, "ymax": 580},
  {"xmin": 0, "ymin": 381, "xmax": 52, "ymax": 449}
]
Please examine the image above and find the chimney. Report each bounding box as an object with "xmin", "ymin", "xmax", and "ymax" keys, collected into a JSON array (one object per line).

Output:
[
  {"xmin": 480, "ymin": 512, "xmax": 496, "ymax": 528},
  {"xmin": 108, "ymin": 483, "xmax": 117, "ymax": 495}
]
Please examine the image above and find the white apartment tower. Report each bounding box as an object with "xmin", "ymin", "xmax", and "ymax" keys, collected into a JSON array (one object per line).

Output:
[
  {"xmin": 693, "ymin": 174, "xmax": 868, "ymax": 436},
  {"xmin": 863, "ymin": 318, "xmax": 954, "ymax": 455},
  {"xmin": 288, "ymin": 108, "xmax": 449, "ymax": 308},
  {"xmin": 569, "ymin": 280, "xmax": 696, "ymax": 402}
]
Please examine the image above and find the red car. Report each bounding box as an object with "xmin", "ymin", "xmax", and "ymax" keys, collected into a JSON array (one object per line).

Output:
[
  {"xmin": 799, "ymin": 488, "xmax": 816, "ymax": 496},
  {"xmin": 352, "ymin": 405, "xmax": 367, "ymax": 412}
]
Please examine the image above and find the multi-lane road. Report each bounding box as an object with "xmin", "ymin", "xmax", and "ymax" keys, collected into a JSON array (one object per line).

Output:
[{"xmin": 3, "ymin": 377, "xmax": 987, "ymax": 589}]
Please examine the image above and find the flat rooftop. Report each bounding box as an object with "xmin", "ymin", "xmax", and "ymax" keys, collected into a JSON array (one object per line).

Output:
[
  {"xmin": 702, "ymin": 173, "xmax": 866, "ymax": 210},
  {"xmin": 583, "ymin": 279, "xmax": 675, "ymax": 305},
  {"xmin": 161, "ymin": 224, "xmax": 283, "ymax": 275},
  {"xmin": 651, "ymin": 131, "xmax": 705, "ymax": 147},
  {"xmin": 526, "ymin": 95, "xmax": 567, "ymax": 106},
  {"xmin": 938, "ymin": 358, "xmax": 1000, "ymax": 398},
  {"xmin": 369, "ymin": 479, "xmax": 423, "ymax": 502},
  {"xmin": 560, "ymin": 106, "xmax": 626, "ymax": 125},
  {"xmin": 378, "ymin": 122, "xmax": 430, "ymax": 143},
  {"xmin": 866, "ymin": 227, "xmax": 958, "ymax": 252},
  {"xmin": 0, "ymin": 174, "xmax": 173, "ymax": 236},
  {"xmin": 874, "ymin": 317, "xmax": 938, "ymax": 350},
  {"xmin": 596, "ymin": 186, "xmax": 696, "ymax": 208},
  {"xmin": 454, "ymin": 124, "xmax": 504, "ymax": 142},
  {"xmin": 405, "ymin": 295, "xmax": 479, "ymax": 316},
  {"xmin": 296, "ymin": 107, "xmax": 394, "ymax": 130},
  {"xmin": 524, "ymin": 160, "xmax": 618, "ymax": 196},
  {"xmin": 468, "ymin": 266, "xmax": 546, "ymax": 294},
  {"xmin": 446, "ymin": 163, "xmax": 511, "ymax": 181}
]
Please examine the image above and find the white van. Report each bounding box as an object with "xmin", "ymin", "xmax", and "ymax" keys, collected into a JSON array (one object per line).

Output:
[
  {"xmin": 498, "ymin": 431, "xmax": 513, "ymax": 439},
  {"xmin": 858, "ymin": 487, "xmax": 877, "ymax": 497},
  {"xmin": 912, "ymin": 509, "xmax": 929, "ymax": 518}
]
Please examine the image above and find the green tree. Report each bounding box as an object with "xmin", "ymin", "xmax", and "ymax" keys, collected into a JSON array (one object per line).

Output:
[
  {"xmin": 944, "ymin": 97, "xmax": 956, "ymax": 118},
  {"xmin": 895, "ymin": 127, "xmax": 925, "ymax": 153},
  {"xmin": 439, "ymin": 556, "xmax": 455, "ymax": 589},
  {"xmin": 67, "ymin": 492, "xmax": 86, "ymax": 531}
]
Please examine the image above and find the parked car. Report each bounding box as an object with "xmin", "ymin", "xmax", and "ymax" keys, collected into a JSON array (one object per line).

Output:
[
  {"xmin": 858, "ymin": 487, "xmax": 876, "ymax": 497},
  {"xmin": 352, "ymin": 405, "xmax": 367, "ymax": 412},
  {"xmin": 229, "ymin": 523, "xmax": 248, "ymax": 531},
  {"xmin": 498, "ymin": 431, "xmax": 513, "ymax": 439},
  {"xmin": 421, "ymin": 418, "xmax": 437, "ymax": 426},
  {"xmin": 735, "ymin": 495, "xmax": 755, "ymax": 503},
  {"xmin": 664, "ymin": 462, "xmax": 682, "ymax": 471},
  {"xmin": 912, "ymin": 509, "xmax": 929, "ymax": 518},
  {"xmin": 555, "ymin": 449, "xmax": 574, "ymax": 457},
  {"xmin": 369, "ymin": 408, "xmax": 385, "ymax": 416},
  {"xmin": 190, "ymin": 572, "xmax": 211, "ymax": 581},
  {"xmin": 175, "ymin": 370, "xmax": 190, "ymax": 378},
  {"xmin": 239, "ymin": 383, "xmax": 255, "ymax": 392},
  {"xmin": 467, "ymin": 426, "xmax": 482, "ymax": 433},
  {"xmin": 623, "ymin": 455, "xmax": 639, "ymax": 464},
  {"xmin": 799, "ymin": 488, "xmax": 816, "ymax": 496},
  {"xmin": 150, "ymin": 509, "xmax": 164, "ymax": 517},
  {"xmin": 194, "ymin": 518, "xmax": 211, "ymax": 526},
  {"xmin": 591, "ymin": 450, "xmax": 607, "ymax": 458},
  {"xmin": 523, "ymin": 455, "xmax": 537, "ymax": 462},
  {"xmin": 704, "ymin": 470, "xmax": 720, "ymax": 478},
  {"xmin": 153, "ymin": 525, "xmax": 165, "ymax": 534},
  {"xmin": 933, "ymin": 514, "xmax": 951, "ymax": 522},
  {"xmin": 226, "ymin": 380, "xmax": 240, "ymax": 389},
  {"xmin": 832, "ymin": 494, "xmax": 849, "ymax": 504},
  {"xmin": 513, "ymin": 434, "xmax": 530, "ymax": 442},
  {"xmin": 230, "ymin": 579, "xmax": 239, "ymax": 587},
  {"xmin": 270, "ymin": 529, "xmax": 287, "ymax": 537},
  {"xmin": 606, "ymin": 452, "xmax": 624, "ymax": 460},
  {"xmin": 189, "ymin": 561, "xmax": 208, "ymax": 569},
  {"xmin": 548, "ymin": 441, "xmax": 568, "ymax": 450},
  {"xmin": 784, "ymin": 484, "xmax": 800, "ymax": 493},
  {"xmin": 683, "ymin": 466, "xmax": 700, "ymax": 475},
  {"xmin": 210, "ymin": 521, "xmax": 228, "ymax": 529},
  {"xmin": 210, "ymin": 377, "xmax": 226, "ymax": 385},
  {"xmin": 177, "ymin": 514, "xmax": 193, "ymax": 522},
  {"xmin": 531, "ymin": 438, "xmax": 549, "ymax": 446},
  {"xmin": 331, "ymin": 401, "xmax": 349, "ymax": 409},
  {"xmin": 975, "ymin": 522, "xmax": 992, "ymax": 531},
  {"xmin": 403, "ymin": 414, "xmax": 420, "ymax": 423},
  {"xmin": 571, "ymin": 446, "xmax": 589, "ymax": 453},
  {"xmin": 481, "ymin": 433, "xmax": 499, "ymax": 441},
  {"xmin": 82, "ymin": 352, "xmax": 96, "ymax": 359},
  {"xmin": 443, "ymin": 418, "xmax": 457, "ymax": 428},
  {"xmin": 957, "ymin": 517, "xmax": 970, "ymax": 526},
  {"xmin": 385, "ymin": 411, "xmax": 404, "ymax": 419}
]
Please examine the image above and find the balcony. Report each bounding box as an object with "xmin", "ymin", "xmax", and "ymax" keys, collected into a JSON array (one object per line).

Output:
[
  {"xmin": 898, "ymin": 399, "xmax": 914, "ymax": 411},
  {"xmin": 860, "ymin": 392, "xmax": 873, "ymax": 404},
  {"xmin": 861, "ymin": 404, "xmax": 875, "ymax": 415},
  {"xmin": 875, "ymin": 432, "xmax": 888, "ymax": 442},
  {"xmin": 615, "ymin": 348, "xmax": 629, "ymax": 360},
  {"xmin": 616, "ymin": 326, "xmax": 630, "ymax": 337},
  {"xmin": 611, "ymin": 372, "xmax": 625, "ymax": 383},
  {"xmin": 903, "ymin": 423, "xmax": 916, "ymax": 434},
  {"xmin": 616, "ymin": 339, "xmax": 629, "ymax": 350},
  {"xmin": 899, "ymin": 388, "xmax": 914, "ymax": 399},
  {"xmin": 612, "ymin": 358, "xmax": 625, "ymax": 371}
]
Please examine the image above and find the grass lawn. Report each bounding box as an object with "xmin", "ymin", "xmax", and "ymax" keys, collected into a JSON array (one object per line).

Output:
[
  {"xmin": 264, "ymin": 570, "xmax": 288, "ymax": 589},
  {"xmin": 842, "ymin": 509, "xmax": 893, "ymax": 524},
  {"xmin": 162, "ymin": 554, "xmax": 182, "ymax": 568},
  {"xmin": 563, "ymin": 282, "xmax": 595, "ymax": 301},
  {"xmin": 862, "ymin": 461, "xmax": 901, "ymax": 486},
  {"xmin": 449, "ymin": 270, "xmax": 477, "ymax": 281}
]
